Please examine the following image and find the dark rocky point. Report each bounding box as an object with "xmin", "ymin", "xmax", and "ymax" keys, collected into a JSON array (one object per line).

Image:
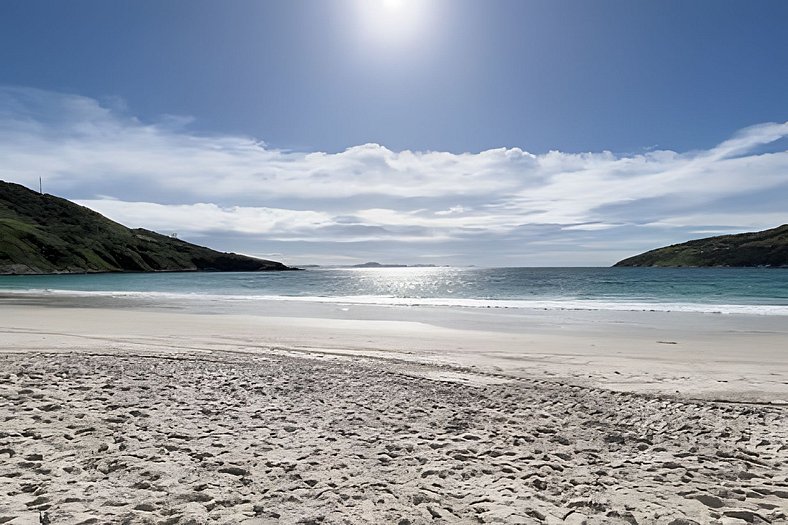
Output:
[
  {"xmin": 614, "ymin": 225, "xmax": 788, "ymax": 267},
  {"xmin": 0, "ymin": 180, "xmax": 295, "ymax": 274}
]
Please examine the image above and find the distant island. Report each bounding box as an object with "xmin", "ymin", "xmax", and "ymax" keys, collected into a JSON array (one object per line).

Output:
[
  {"xmin": 351, "ymin": 262, "xmax": 438, "ymax": 268},
  {"xmin": 0, "ymin": 181, "xmax": 294, "ymax": 275},
  {"xmin": 614, "ymin": 224, "xmax": 788, "ymax": 267}
]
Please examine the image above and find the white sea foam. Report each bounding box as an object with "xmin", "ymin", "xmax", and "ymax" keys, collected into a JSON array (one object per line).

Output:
[{"xmin": 4, "ymin": 288, "xmax": 788, "ymax": 316}]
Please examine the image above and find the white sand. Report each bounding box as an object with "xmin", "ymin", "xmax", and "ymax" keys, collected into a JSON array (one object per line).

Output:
[
  {"xmin": 0, "ymin": 297, "xmax": 787, "ymax": 524},
  {"xmin": 2, "ymin": 299, "xmax": 787, "ymax": 402}
]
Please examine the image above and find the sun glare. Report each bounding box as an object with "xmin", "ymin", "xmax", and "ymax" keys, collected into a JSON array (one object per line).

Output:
[{"xmin": 354, "ymin": 0, "xmax": 434, "ymax": 49}]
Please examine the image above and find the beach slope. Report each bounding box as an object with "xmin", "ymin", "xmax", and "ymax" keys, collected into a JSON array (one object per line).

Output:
[{"xmin": 0, "ymin": 301, "xmax": 787, "ymax": 524}]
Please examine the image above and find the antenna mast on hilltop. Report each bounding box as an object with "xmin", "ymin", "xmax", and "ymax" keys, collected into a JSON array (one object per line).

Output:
[{"xmin": 39, "ymin": 177, "xmax": 42, "ymax": 195}]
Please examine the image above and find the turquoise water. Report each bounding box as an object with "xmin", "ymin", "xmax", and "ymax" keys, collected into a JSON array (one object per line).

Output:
[{"xmin": 1, "ymin": 267, "xmax": 787, "ymax": 314}]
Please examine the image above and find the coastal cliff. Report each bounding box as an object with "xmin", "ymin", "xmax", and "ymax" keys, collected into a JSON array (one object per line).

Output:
[
  {"xmin": 614, "ymin": 225, "xmax": 788, "ymax": 267},
  {"xmin": 0, "ymin": 181, "xmax": 293, "ymax": 274}
]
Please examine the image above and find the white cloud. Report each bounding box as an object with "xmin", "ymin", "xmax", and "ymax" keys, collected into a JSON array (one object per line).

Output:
[
  {"xmin": 435, "ymin": 205, "xmax": 466, "ymax": 216},
  {"xmin": 75, "ymin": 200, "xmax": 332, "ymax": 236},
  {"xmin": 561, "ymin": 223, "xmax": 620, "ymax": 231},
  {"xmin": 1, "ymin": 86, "xmax": 787, "ymax": 265},
  {"xmin": 644, "ymin": 212, "xmax": 788, "ymax": 231}
]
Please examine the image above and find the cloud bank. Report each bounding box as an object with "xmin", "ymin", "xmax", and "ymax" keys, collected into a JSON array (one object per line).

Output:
[{"xmin": 1, "ymin": 87, "xmax": 787, "ymax": 265}]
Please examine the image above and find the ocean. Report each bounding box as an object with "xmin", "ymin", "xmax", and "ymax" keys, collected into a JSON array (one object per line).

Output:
[{"xmin": 1, "ymin": 267, "xmax": 787, "ymax": 315}]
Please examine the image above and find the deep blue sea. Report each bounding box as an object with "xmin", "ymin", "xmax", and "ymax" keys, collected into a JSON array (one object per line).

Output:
[{"xmin": 1, "ymin": 267, "xmax": 788, "ymax": 315}]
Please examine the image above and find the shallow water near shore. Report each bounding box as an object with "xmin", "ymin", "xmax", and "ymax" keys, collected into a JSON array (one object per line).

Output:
[{"xmin": 1, "ymin": 267, "xmax": 788, "ymax": 315}]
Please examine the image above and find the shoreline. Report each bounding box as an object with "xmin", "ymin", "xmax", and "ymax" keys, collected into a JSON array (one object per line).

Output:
[
  {"xmin": 1, "ymin": 295, "xmax": 787, "ymax": 403},
  {"xmin": 3, "ymin": 289, "xmax": 788, "ymax": 316}
]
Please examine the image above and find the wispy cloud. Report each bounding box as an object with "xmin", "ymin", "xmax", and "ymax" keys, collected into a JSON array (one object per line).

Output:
[
  {"xmin": 1, "ymin": 86, "xmax": 786, "ymax": 265},
  {"xmin": 74, "ymin": 200, "xmax": 332, "ymax": 237}
]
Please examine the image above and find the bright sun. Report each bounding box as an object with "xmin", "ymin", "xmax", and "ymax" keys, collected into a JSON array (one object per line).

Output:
[{"xmin": 355, "ymin": 0, "xmax": 433, "ymax": 49}]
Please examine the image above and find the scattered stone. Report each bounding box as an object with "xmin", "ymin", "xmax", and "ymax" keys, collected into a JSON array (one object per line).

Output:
[
  {"xmin": 218, "ymin": 466, "xmax": 249, "ymax": 477},
  {"xmin": 695, "ymin": 494, "xmax": 725, "ymax": 509},
  {"xmin": 180, "ymin": 503, "xmax": 209, "ymax": 525},
  {"xmin": 563, "ymin": 511, "xmax": 589, "ymax": 525},
  {"xmin": 722, "ymin": 509, "xmax": 769, "ymax": 523}
]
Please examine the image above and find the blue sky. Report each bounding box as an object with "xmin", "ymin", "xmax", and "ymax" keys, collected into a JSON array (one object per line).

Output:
[{"xmin": 1, "ymin": 0, "xmax": 787, "ymax": 266}]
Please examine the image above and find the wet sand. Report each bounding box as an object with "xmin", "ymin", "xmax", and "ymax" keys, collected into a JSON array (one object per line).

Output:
[{"xmin": 0, "ymin": 299, "xmax": 787, "ymax": 524}]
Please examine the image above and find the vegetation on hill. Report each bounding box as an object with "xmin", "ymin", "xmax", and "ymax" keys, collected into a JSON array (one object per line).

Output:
[
  {"xmin": 0, "ymin": 181, "xmax": 293, "ymax": 274},
  {"xmin": 614, "ymin": 225, "xmax": 788, "ymax": 267}
]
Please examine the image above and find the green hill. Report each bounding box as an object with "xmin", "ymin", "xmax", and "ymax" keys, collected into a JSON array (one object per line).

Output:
[
  {"xmin": 0, "ymin": 181, "xmax": 293, "ymax": 274},
  {"xmin": 614, "ymin": 225, "xmax": 788, "ymax": 267}
]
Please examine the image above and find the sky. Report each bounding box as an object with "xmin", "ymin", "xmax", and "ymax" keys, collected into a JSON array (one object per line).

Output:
[{"xmin": 1, "ymin": 0, "xmax": 787, "ymax": 266}]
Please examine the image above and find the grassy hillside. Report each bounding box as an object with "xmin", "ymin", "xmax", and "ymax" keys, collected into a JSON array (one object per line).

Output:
[
  {"xmin": 614, "ymin": 225, "xmax": 788, "ymax": 267},
  {"xmin": 0, "ymin": 181, "xmax": 292, "ymax": 274}
]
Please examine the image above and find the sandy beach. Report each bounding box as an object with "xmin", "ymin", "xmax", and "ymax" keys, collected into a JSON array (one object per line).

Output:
[{"xmin": 1, "ymin": 297, "xmax": 787, "ymax": 524}]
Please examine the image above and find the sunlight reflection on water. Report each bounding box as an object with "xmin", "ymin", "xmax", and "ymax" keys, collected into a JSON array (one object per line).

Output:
[{"xmin": 338, "ymin": 267, "xmax": 467, "ymax": 297}]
